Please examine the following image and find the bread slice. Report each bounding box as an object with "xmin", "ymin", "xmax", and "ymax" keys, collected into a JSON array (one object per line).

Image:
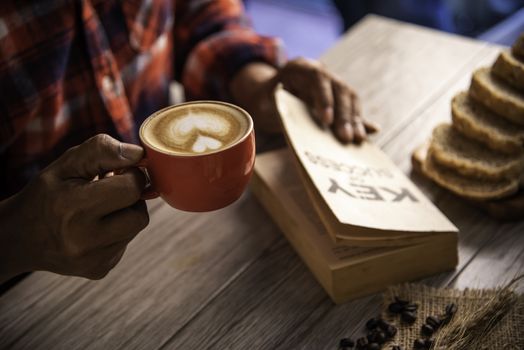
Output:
[
  {"xmin": 422, "ymin": 149, "xmax": 518, "ymax": 200},
  {"xmin": 451, "ymin": 91, "xmax": 524, "ymax": 154},
  {"xmin": 512, "ymin": 33, "xmax": 524, "ymax": 60},
  {"xmin": 428, "ymin": 123, "xmax": 524, "ymax": 181},
  {"xmin": 492, "ymin": 51, "xmax": 524, "ymax": 90},
  {"xmin": 469, "ymin": 67, "xmax": 524, "ymax": 125},
  {"xmin": 412, "ymin": 143, "xmax": 524, "ymax": 220}
]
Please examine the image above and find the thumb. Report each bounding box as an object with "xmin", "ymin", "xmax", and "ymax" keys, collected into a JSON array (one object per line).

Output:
[{"xmin": 52, "ymin": 134, "xmax": 144, "ymax": 179}]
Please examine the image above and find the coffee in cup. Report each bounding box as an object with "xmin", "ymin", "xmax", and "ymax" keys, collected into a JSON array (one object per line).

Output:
[
  {"xmin": 139, "ymin": 101, "xmax": 255, "ymax": 212},
  {"xmin": 142, "ymin": 103, "xmax": 249, "ymax": 156}
]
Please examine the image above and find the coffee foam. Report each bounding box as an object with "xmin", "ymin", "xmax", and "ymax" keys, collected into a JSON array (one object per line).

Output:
[{"xmin": 142, "ymin": 104, "xmax": 249, "ymax": 155}]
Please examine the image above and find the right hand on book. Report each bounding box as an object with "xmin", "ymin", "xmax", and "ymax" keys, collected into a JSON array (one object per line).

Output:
[
  {"xmin": 274, "ymin": 58, "xmax": 380, "ymax": 144},
  {"xmin": 230, "ymin": 58, "xmax": 380, "ymax": 144}
]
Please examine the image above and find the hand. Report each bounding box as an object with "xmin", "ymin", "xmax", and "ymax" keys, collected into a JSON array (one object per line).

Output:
[
  {"xmin": 230, "ymin": 59, "xmax": 379, "ymax": 144},
  {"xmin": 274, "ymin": 58, "xmax": 379, "ymax": 143},
  {"xmin": 0, "ymin": 134, "xmax": 149, "ymax": 282}
]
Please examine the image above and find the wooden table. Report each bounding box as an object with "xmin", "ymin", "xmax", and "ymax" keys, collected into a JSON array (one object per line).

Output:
[{"xmin": 1, "ymin": 15, "xmax": 523, "ymax": 350}]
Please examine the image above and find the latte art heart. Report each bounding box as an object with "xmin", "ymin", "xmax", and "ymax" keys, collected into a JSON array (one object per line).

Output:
[
  {"xmin": 168, "ymin": 114, "xmax": 230, "ymax": 149},
  {"xmin": 192, "ymin": 135, "xmax": 223, "ymax": 153},
  {"xmin": 143, "ymin": 105, "xmax": 249, "ymax": 155}
]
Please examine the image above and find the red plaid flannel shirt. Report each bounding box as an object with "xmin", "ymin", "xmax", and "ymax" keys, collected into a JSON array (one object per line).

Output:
[{"xmin": 0, "ymin": 0, "xmax": 284, "ymax": 199}]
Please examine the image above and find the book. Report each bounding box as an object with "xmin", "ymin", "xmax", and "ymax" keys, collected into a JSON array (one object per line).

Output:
[
  {"xmin": 251, "ymin": 149, "xmax": 458, "ymax": 303},
  {"xmin": 274, "ymin": 87, "xmax": 458, "ymax": 246}
]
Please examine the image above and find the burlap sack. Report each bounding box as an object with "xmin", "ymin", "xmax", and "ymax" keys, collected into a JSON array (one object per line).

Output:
[{"xmin": 381, "ymin": 283, "xmax": 524, "ymax": 349}]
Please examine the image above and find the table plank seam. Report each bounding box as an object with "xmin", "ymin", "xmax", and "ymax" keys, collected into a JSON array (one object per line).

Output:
[
  {"xmin": 271, "ymin": 297, "xmax": 333, "ymax": 350},
  {"xmin": 155, "ymin": 236, "xmax": 285, "ymax": 350},
  {"xmin": 198, "ymin": 241, "xmax": 312, "ymax": 350},
  {"xmin": 0, "ymin": 280, "xmax": 90, "ymax": 350},
  {"xmin": 445, "ymin": 234, "xmax": 499, "ymax": 288}
]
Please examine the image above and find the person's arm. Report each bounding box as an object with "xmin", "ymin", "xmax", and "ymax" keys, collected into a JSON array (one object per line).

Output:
[
  {"xmin": 0, "ymin": 135, "xmax": 149, "ymax": 283},
  {"xmin": 173, "ymin": 0, "xmax": 284, "ymax": 101}
]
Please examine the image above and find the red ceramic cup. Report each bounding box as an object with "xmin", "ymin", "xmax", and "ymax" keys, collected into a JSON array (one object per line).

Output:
[{"xmin": 138, "ymin": 101, "xmax": 255, "ymax": 212}]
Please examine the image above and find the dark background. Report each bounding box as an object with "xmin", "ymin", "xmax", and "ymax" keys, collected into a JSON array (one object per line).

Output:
[{"xmin": 245, "ymin": 0, "xmax": 524, "ymax": 58}]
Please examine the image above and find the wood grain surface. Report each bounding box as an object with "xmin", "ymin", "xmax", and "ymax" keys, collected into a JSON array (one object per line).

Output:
[{"xmin": 1, "ymin": 15, "xmax": 522, "ymax": 350}]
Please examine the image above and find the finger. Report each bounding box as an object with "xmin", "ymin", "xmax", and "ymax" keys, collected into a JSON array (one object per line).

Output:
[
  {"xmin": 364, "ymin": 120, "xmax": 380, "ymax": 134},
  {"xmin": 53, "ymin": 134, "xmax": 144, "ymax": 180},
  {"xmin": 332, "ymin": 80, "xmax": 354, "ymax": 143},
  {"xmin": 351, "ymin": 117, "xmax": 366, "ymax": 144},
  {"xmin": 297, "ymin": 72, "xmax": 333, "ymax": 126},
  {"xmin": 102, "ymin": 171, "xmax": 115, "ymax": 179},
  {"xmin": 84, "ymin": 168, "xmax": 147, "ymax": 216},
  {"xmin": 350, "ymin": 94, "xmax": 366, "ymax": 144},
  {"xmin": 312, "ymin": 75, "xmax": 334, "ymax": 126},
  {"xmin": 65, "ymin": 199, "xmax": 147, "ymax": 255},
  {"xmin": 97, "ymin": 200, "xmax": 149, "ymax": 245},
  {"xmin": 106, "ymin": 247, "xmax": 126, "ymax": 270},
  {"xmin": 282, "ymin": 59, "xmax": 334, "ymax": 126},
  {"xmin": 81, "ymin": 244, "xmax": 128, "ymax": 280}
]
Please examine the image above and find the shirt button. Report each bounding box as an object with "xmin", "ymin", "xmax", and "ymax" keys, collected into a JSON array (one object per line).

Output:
[{"xmin": 102, "ymin": 75, "xmax": 114, "ymax": 94}]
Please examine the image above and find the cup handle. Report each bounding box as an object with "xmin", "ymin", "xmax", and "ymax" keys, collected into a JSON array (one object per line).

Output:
[{"xmin": 135, "ymin": 158, "xmax": 160, "ymax": 200}]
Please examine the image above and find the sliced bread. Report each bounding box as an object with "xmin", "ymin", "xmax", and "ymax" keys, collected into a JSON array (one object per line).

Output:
[
  {"xmin": 422, "ymin": 149, "xmax": 519, "ymax": 200},
  {"xmin": 492, "ymin": 50, "xmax": 524, "ymax": 90},
  {"xmin": 512, "ymin": 34, "xmax": 524, "ymax": 60},
  {"xmin": 412, "ymin": 143, "xmax": 524, "ymax": 220},
  {"xmin": 451, "ymin": 91, "xmax": 524, "ymax": 154},
  {"xmin": 469, "ymin": 67, "xmax": 524, "ymax": 126},
  {"xmin": 428, "ymin": 123, "xmax": 524, "ymax": 181}
]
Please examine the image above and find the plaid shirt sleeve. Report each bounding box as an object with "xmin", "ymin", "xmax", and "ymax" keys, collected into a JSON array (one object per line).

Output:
[{"xmin": 174, "ymin": 0, "xmax": 286, "ymax": 101}]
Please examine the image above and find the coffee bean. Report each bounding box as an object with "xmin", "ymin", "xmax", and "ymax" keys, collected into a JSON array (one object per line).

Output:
[
  {"xmin": 441, "ymin": 314, "xmax": 452, "ymax": 325},
  {"xmin": 366, "ymin": 318, "xmax": 379, "ymax": 330},
  {"xmin": 377, "ymin": 319, "xmax": 390, "ymax": 331},
  {"xmin": 367, "ymin": 331, "xmax": 377, "ymax": 343},
  {"xmin": 391, "ymin": 346, "xmax": 402, "ymax": 350},
  {"xmin": 445, "ymin": 303, "xmax": 458, "ymax": 316},
  {"xmin": 367, "ymin": 329, "xmax": 385, "ymax": 344},
  {"xmin": 413, "ymin": 338, "xmax": 426, "ymax": 349},
  {"xmin": 340, "ymin": 338, "xmax": 355, "ymax": 348},
  {"xmin": 385, "ymin": 325, "xmax": 397, "ymax": 339},
  {"xmin": 425, "ymin": 316, "xmax": 441, "ymax": 329},
  {"xmin": 367, "ymin": 343, "xmax": 380, "ymax": 350},
  {"xmin": 403, "ymin": 303, "xmax": 419, "ymax": 312},
  {"xmin": 394, "ymin": 296, "xmax": 410, "ymax": 306},
  {"xmin": 401, "ymin": 310, "xmax": 417, "ymax": 324},
  {"xmin": 421, "ymin": 324, "xmax": 434, "ymax": 336},
  {"xmin": 356, "ymin": 337, "xmax": 369, "ymax": 349},
  {"xmin": 388, "ymin": 302, "xmax": 404, "ymax": 314},
  {"xmin": 376, "ymin": 331, "xmax": 387, "ymax": 345}
]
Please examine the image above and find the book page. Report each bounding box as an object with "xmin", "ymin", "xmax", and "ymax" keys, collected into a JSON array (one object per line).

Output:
[
  {"xmin": 272, "ymin": 151, "xmax": 387, "ymax": 262},
  {"xmin": 275, "ymin": 87, "xmax": 458, "ymax": 234}
]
